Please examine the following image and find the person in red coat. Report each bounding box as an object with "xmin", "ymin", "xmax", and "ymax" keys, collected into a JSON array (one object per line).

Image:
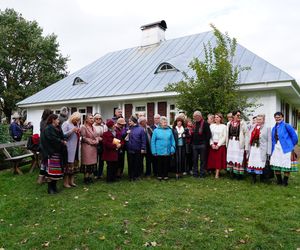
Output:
[{"xmin": 102, "ymin": 119, "xmax": 121, "ymax": 182}]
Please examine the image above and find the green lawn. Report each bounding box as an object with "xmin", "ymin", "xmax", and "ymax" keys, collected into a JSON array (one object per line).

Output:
[{"xmin": 0, "ymin": 166, "xmax": 300, "ymax": 250}]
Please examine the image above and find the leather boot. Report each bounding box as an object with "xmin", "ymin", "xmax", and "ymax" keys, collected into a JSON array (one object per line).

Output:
[
  {"xmin": 252, "ymin": 174, "xmax": 257, "ymax": 184},
  {"xmin": 52, "ymin": 181, "xmax": 58, "ymax": 193},
  {"xmin": 276, "ymin": 174, "xmax": 283, "ymax": 185},
  {"xmin": 48, "ymin": 182, "xmax": 55, "ymax": 194},
  {"xmin": 283, "ymin": 176, "xmax": 289, "ymax": 186}
]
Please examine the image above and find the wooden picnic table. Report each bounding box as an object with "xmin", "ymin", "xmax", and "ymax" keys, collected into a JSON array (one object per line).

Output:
[{"xmin": 0, "ymin": 140, "xmax": 39, "ymax": 174}]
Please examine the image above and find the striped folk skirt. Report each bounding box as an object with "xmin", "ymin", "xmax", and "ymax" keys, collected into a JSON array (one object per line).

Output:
[
  {"xmin": 226, "ymin": 138, "xmax": 245, "ymax": 175},
  {"xmin": 247, "ymin": 145, "xmax": 266, "ymax": 175},
  {"xmin": 270, "ymin": 142, "xmax": 298, "ymax": 172},
  {"xmin": 46, "ymin": 153, "xmax": 63, "ymax": 180}
]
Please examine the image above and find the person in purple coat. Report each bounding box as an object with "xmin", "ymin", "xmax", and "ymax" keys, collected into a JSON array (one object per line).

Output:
[
  {"xmin": 124, "ymin": 115, "xmax": 146, "ymax": 181},
  {"xmin": 62, "ymin": 112, "xmax": 81, "ymax": 188}
]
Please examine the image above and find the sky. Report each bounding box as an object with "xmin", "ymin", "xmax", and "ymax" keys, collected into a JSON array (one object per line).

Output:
[{"xmin": 1, "ymin": 0, "xmax": 300, "ymax": 81}]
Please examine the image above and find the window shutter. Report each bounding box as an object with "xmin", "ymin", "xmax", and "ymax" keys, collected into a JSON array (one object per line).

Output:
[
  {"xmin": 87, "ymin": 106, "xmax": 93, "ymax": 115},
  {"xmin": 125, "ymin": 104, "xmax": 133, "ymax": 120},
  {"xmin": 157, "ymin": 102, "xmax": 167, "ymax": 117},
  {"xmin": 147, "ymin": 102, "xmax": 155, "ymax": 125},
  {"xmin": 71, "ymin": 107, "xmax": 77, "ymax": 114}
]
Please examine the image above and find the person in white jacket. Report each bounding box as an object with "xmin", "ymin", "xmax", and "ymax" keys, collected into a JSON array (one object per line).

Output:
[
  {"xmin": 207, "ymin": 113, "xmax": 227, "ymax": 178},
  {"xmin": 226, "ymin": 110, "xmax": 249, "ymax": 179},
  {"xmin": 246, "ymin": 114, "xmax": 272, "ymax": 183}
]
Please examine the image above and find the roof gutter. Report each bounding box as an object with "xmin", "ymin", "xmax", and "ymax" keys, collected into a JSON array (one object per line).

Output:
[{"xmin": 17, "ymin": 91, "xmax": 178, "ymax": 108}]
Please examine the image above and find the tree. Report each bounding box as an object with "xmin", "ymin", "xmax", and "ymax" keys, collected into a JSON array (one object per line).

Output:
[
  {"xmin": 166, "ymin": 24, "xmax": 256, "ymax": 119},
  {"xmin": 0, "ymin": 8, "xmax": 68, "ymax": 122}
]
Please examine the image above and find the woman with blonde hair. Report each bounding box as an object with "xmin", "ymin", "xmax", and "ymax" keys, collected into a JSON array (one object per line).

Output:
[
  {"xmin": 93, "ymin": 113, "xmax": 107, "ymax": 179},
  {"xmin": 62, "ymin": 112, "xmax": 81, "ymax": 187}
]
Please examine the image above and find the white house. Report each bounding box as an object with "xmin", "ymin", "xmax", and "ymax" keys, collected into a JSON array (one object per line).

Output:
[{"xmin": 18, "ymin": 20, "xmax": 300, "ymax": 134}]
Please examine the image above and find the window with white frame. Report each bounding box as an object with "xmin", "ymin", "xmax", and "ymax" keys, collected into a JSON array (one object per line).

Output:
[
  {"xmin": 135, "ymin": 105, "xmax": 146, "ymax": 118},
  {"xmin": 73, "ymin": 77, "xmax": 86, "ymax": 85},
  {"xmin": 155, "ymin": 63, "xmax": 178, "ymax": 74},
  {"xmin": 169, "ymin": 104, "xmax": 176, "ymax": 125},
  {"xmin": 78, "ymin": 108, "xmax": 86, "ymax": 124}
]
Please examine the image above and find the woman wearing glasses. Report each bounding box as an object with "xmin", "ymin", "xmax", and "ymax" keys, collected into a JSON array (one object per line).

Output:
[{"xmin": 93, "ymin": 114, "xmax": 107, "ymax": 179}]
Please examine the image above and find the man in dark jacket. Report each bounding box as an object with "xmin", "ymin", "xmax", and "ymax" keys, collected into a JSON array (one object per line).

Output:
[
  {"xmin": 10, "ymin": 114, "xmax": 23, "ymax": 141},
  {"xmin": 124, "ymin": 115, "xmax": 146, "ymax": 181},
  {"xmin": 115, "ymin": 118, "xmax": 127, "ymax": 178},
  {"xmin": 150, "ymin": 114, "xmax": 160, "ymax": 131},
  {"xmin": 112, "ymin": 108, "xmax": 123, "ymax": 123},
  {"xmin": 191, "ymin": 111, "xmax": 212, "ymax": 178}
]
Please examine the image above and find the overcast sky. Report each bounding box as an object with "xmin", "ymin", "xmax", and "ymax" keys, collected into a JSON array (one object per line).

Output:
[{"xmin": 1, "ymin": 0, "xmax": 300, "ymax": 81}]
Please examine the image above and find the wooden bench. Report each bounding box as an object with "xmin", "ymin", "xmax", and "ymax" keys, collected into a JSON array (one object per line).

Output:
[{"xmin": 0, "ymin": 141, "xmax": 39, "ymax": 174}]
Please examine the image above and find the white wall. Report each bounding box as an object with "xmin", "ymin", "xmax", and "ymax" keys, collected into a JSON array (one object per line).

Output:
[
  {"xmin": 26, "ymin": 108, "xmax": 44, "ymax": 135},
  {"xmin": 98, "ymin": 102, "xmax": 120, "ymax": 121},
  {"xmin": 244, "ymin": 90, "xmax": 278, "ymax": 128},
  {"xmin": 25, "ymin": 91, "xmax": 290, "ymax": 132}
]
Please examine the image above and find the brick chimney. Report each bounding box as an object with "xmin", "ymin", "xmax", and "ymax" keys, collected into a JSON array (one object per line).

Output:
[{"xmin": 140, "ymin": 20, "xmax": 167, "ymax": 47}]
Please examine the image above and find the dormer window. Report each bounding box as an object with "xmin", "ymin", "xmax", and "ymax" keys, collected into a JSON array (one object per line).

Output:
[
  {"xmin": 155, "ymin": 63, "xmax": 178, "ymax": 73},
  {"xmin": 73, "ymin": 77, "xmax": 86, "ymax": 85}
]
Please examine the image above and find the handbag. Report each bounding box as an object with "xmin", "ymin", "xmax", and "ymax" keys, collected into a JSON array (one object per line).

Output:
[
  {"xmin": 263, "ymin": 158, "xmax": 274, "ymax": 179},
  {"xmin": 291, "ymin": 150, "xmax": 298, "ymax": 169}
]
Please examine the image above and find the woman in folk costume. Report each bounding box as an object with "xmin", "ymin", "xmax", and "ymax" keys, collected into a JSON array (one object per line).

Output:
[
  {"xmin": 226, "ymin": 110, "xmax": 249, "ymax": 179},
  {"xmin": 62, "ymin": 112, "xmax": 81, "ymax": 188},
  {"xmin": 80, "ymin": 114, "xmax": 99, "ymax": 184},
  {"xmin": 37, "ymin": 108, "xmax": 53, "ymax": 184},
  {"xmin": 270, "ymin": 112, "xmax": 298, "ymax": 186},
  {"xmin": 207, "ymin": 113, "xmax": 227, "ymax": 179},
  {"xmin": 40, "ymin": 114, "xmax": 67, "ymax": 194},
  {"xmin": 246, "ymin": 114, "xmax": 272, "ymax": 183}
]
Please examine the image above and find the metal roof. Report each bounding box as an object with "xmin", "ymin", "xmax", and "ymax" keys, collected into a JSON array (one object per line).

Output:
[{"xmin": 18, "ymin": 31, "xmax": 295, "ymax": 106}]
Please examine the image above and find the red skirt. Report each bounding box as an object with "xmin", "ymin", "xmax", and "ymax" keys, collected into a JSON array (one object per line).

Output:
[{"xmin": 207, "ymin": 144, "xmax": 227, "ymax": 170}]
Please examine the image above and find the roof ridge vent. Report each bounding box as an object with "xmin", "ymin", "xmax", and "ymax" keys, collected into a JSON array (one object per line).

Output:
[{"xmin": 140, "ymin": 20, "xmax": 167, "ymax": 47}]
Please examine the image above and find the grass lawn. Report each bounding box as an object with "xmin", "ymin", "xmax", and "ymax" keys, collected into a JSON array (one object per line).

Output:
[{"xmin": 0, "ymin": 165, "xmax": 300, "ymax": 250}]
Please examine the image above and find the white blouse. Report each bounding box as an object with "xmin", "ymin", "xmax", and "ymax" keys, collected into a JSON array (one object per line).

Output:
[{"xmin": 210, "ymin": 123, "xmax": 227, "ymax": 146}]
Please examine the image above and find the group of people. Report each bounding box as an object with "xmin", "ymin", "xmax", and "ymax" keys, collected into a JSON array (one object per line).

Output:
[{"xmin": 37, "ymin": 107, "xmax": 298, "ymax": 194}]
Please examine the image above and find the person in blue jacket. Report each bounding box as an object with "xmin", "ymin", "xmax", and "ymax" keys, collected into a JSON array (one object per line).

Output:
[
  {"xmin": 10, "ymin": 114, "xmax": 23, "ymax": 141},
  {"xmin": 151, "ymin": 116, "xmax": 176, "ymax": 181},
  {"xmin": 270, "ymin": 112, "xmax": 298, "ymax": 186},
  {"xmin": 124, "ymin": 115, "xmax": 146, "ymax": 181}
]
